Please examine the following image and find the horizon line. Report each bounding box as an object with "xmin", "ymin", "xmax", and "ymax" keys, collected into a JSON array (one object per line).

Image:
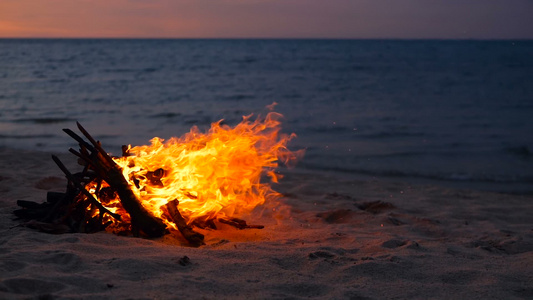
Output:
[{"xmin": 0, "ymin": 37, "xmax": 532, "ymax": 41}]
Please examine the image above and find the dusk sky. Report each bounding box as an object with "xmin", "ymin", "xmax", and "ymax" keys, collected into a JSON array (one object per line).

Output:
[{"xmin": 1, "ymin": 0, "xmax": 532, "ymax": 39}]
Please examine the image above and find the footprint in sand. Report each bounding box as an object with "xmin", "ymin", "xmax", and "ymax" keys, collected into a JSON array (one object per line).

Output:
[
  {"xmin": 467, "ymin": 235, "xmax": 533, "ymax": 255},
  {"xmin": 440, "ymin": 270, "xmax": 481, "ymax": 285},
  {"xmin": 357, "ymin": 201, "xmax": 396, "ymax": 214},
  {"xmin": 381, "ymin": 239, "xmax": 422, "ymax": 251},
  {"xmin": 0, "ymin": 260, "xmax": 27, "ymax": 272},
  {"xmin": 37, "ymin": 251, "xmax": 84, "ymax": 272},
  {"xmin": 308, "ymin": 250, "xmax": 336, "ymax": 259},
  {"xmin": 34, "ymin": 176, "xmax": 65, "ymax": 190},
  {"xmin": 381, "ymin": 239, "xmax": 408, "ymax": 249},
  {"xmin": 316, "ymin": 209, "xmax": 357, "ymax": 224}
]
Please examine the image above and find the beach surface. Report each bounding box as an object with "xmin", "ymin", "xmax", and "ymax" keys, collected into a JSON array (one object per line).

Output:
[{"xmin": 1, "ymin": 147, "xmax": 532, "ymax": 299}]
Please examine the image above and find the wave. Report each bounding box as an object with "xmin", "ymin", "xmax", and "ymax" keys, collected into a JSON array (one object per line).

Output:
[
  {"xmin": 12, "ymin": 118, "xmax": 77, "ymax": 124},
  {"xmin": 354, "ymin": 132, "xmax": 427, "ymax": 139},
  {"xmin": 304, "ymin": 126, "xmax": 353, "ymax": 133},
  {"xmin": 232, "ymin": 57, "xmax": 258, "ymax": 64},
  {"xmin": 102, "ymin": 67, "xmax": 159, "ymax": 73},
  {"xmin": 149, "ymin": 112, "xmax": 182, "ymax": 119},
  {"xmin": 221, "ymin": 94, "xmax": 255, "ymax": 101},
  {"xmin": 300, "ymin": 162, "xmax": 533, "ymax": 185},
  {"xmin": 0, "ymin": 134, "xmax": 57, "ymax": 139},
  {"xmin": 102, "ymin": 68, "xmax": 136, "ymax": 73},
  {"xmin": 503, "ymin": 146, "xmax": 531, "ymax": 159},
  {"xmin": 301, "ymin": 126, "xmax": 427, "ymax": 137}
]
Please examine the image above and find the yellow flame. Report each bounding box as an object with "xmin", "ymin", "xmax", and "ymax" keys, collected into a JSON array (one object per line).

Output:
[{"xmin": 92, "ymin": 111, "xmax": 301, "ymax": 227}]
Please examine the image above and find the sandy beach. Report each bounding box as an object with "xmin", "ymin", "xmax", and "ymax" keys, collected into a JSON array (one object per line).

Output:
[{"xmin": 0, "ymin": 147, "xmax": 532, "ymax": 299}]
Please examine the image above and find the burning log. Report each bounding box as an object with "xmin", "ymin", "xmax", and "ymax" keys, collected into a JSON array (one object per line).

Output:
[
  {"xmin": 163, "ymin": 200, "xmax": 205, "ymax": 247},
  {"xmin": 146, "ymin": 168, "xmax": 165, "ymax": 187},
  {"xmin": 219, "ymin": 217, "xmax": 265, "ymax": 230}
]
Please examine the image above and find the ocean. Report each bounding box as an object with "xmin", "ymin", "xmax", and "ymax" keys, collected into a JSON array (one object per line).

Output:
[{"xmin": 0, "ymin": 39, "xmax": 532, "ymax": 194}]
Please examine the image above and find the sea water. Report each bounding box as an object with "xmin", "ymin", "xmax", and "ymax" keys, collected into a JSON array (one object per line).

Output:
[{"xmin": 1, "ymin": 39, "xmax": 532, "ymax": 193}]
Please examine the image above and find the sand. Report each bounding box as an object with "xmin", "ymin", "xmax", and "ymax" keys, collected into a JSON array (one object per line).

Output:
[{"xmin": 0, "ymin": 147, "xmax": 532, "ymax": 299}]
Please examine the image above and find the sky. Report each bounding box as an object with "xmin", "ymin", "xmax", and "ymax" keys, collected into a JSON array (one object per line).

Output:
[{"xmin": 0, "ymin": 0, "xmax": 532, "ymax": 39}]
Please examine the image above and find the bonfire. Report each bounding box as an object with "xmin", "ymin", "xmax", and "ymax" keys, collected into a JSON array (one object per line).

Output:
[{"xmin": 14, "ymin": 110, "xmax": 302, "ymax": 246}]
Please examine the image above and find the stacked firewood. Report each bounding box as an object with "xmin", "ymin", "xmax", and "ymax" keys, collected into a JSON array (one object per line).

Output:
[{"xmin": 14, "ymin": 122, "xmax": 262, "ymax": 247}]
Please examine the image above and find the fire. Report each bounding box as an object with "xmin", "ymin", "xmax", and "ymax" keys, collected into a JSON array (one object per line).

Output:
[{"xmin": 86, "ymin": 110, "xmax": 301, "ymax": 232}]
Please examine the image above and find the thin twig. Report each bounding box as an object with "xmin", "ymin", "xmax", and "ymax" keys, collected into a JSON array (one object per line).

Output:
[{"xmin": 51, "ymin": 155, "xmax": 122, "ymax": 221}]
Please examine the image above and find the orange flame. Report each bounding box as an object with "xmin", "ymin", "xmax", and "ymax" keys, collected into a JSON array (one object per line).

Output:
[{"xmin": 88, "ymin": 110, "xmax": 302, "ymax": 230}]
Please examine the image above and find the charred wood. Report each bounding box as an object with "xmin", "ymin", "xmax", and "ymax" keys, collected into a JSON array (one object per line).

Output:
[
  {"xmin": 121, "ymin": 145, "xmax": 131, "ymax": 157},
  {"xmin": 218, "ymin": 217, "xmax": 264, "ymax": 230},
  {"xmin": 164, "ymin": 200, "xmax": 205, "ymax": 247},
  {"xmin": 51, "ymin": 155, "xmax": 121, "ymax": 222},
  {"xmin": 106, "ymin": 167, "xmax": 166, "ymax": 237}
]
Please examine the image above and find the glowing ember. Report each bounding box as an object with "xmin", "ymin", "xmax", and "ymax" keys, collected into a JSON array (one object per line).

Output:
[{"xmin": 86, "ymin": 110, "xmax": 302, "ymax": 232}]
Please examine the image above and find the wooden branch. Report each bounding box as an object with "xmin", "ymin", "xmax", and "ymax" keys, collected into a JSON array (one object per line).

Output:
[
  {"xmin": 13, "ymin": 200, "xmax": 52, "ymax": 220},
  {"xmin": 46, "ymin": 192, "xmax": 66, "ymax": 204},
  {"xmin": 51, "ymin": 155, "xmax": 122, "ymax": 221},
  {"xmin": 218, "ymin": 217, "xmax": 264, "ymax": 230},
  {"xmin": 106, "ymin": 167, "xmax": 167, "ymax": 237},
  {"xmin": 164, "ymin": 200, "xmax": 204, "ymax": 247},
  {"xmin": 63, "ymin": 129, "xmax": 96, "ymax": 152},
  {"xmin": 16, "ymin": 200, "xmax": 43, "ymax": 209},
  {"xmin": 76, "ymin": 122, "xmax": 115, "ymax": 167},
  {"xmin": 192, "ymin": 218, "xmax": 217, "ymax": 230}
]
